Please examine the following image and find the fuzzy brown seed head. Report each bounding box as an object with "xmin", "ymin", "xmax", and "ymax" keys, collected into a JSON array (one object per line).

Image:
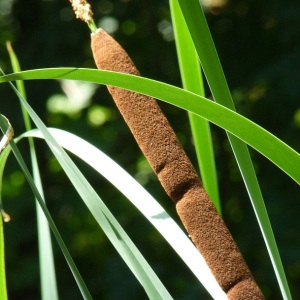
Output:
[
  {"xmin": 69, "ymin": 0, "xmax": 93, "ymax": 23},
  {"xmin": 91, "ymin": 29, "xmax": 265, "ymax": 299}
]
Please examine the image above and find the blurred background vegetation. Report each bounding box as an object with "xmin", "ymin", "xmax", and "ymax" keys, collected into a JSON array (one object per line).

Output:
[{"xmin": 0, "ymin": 0, "xmax": 299, "ymax": 299}]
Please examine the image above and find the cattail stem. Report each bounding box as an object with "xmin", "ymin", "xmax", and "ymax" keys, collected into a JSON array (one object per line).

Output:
[
  {"xmin": 91, "ymin": 28, "xmax": 264, "ymax": 299},
  {"xmin": 87, "ymin": 20, "xmax": 97, "ymax": 33}
]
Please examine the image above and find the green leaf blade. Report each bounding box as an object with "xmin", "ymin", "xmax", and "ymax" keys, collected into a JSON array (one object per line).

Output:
[
  {"xmin": 170, "ymin": 0, "xmax": 221, "ymax": 213},
  {"xmin": 174, "ymin": 1, "xmax": 293, "ymax": 298},
  {"xmin": 5, "ymin": 83, "xmax": 173, "ymax": 300},
  {"xmin": 22, "ymin": 127, "xmax": 227, "ymax": 299},
  {"xmin": 0, "ymin": 217, "xmax": 7, "ymax": 300},
  {"xmin": 6, "ymin": 43, "xmax": 59, "ymax": 300},
  {"xmin": 0, "ymin": 69, "xmax": 298, "ymax": 185}
]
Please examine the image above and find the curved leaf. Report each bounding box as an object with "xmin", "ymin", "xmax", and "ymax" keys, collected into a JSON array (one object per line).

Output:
[
  {"xmin": 21, "ymin": 128, "xmax": 227, "ymax": 300},
  {"xmin": 0, "ymin": 68, "xmax": 299, "ymax": 185}
]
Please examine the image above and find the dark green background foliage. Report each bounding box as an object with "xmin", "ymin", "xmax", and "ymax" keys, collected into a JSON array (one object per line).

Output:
[{"xmin": 0, "ymin": 0, "xmax": 299, "ymax": 299}]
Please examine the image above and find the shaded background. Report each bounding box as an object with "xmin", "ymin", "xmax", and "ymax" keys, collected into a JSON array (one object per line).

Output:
[{"xmin": 0, "ymin": 0, "xmax": 299, "ymax": 299}]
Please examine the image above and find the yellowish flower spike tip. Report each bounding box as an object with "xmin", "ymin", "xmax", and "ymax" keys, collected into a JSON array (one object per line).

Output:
[{"xmin": 69, "ymin": 0, "xmax": 97, "ymax": 33}]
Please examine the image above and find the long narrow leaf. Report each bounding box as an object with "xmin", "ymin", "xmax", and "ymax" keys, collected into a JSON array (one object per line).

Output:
[
  {"xmin": 4, "ymin": 83, "xmax": 173, "ymax": 300},
  {"xmin": 175, "ymin": 1, "xmax": 292, "ymax": 298},
  {"xmin": 6, "ymin": 43, "xmax": 58, "ymax": 300},
  {"xmin": 0, "ymin": 117, "xmax": 12, "ymax": 300},
  {"xmin": 21, "ymin": 127, "xmax": 226, "ymax": 299},
  {"xmin": 0, "ymin": 217, "xmax": 7, "ymax": 300},
  {"xmin": 0, "ymin": 114, "xmax": 93, "ymax": 300},
  {"xmin": 0, "ymin": 69, "xmax": 298, "ymax": 185},
  {"xmin": 169, "ymin": 0, "xmax": 221, "ymax": 213},
  {"xmin": 6, "ymin": 42, "xmax": 31, "ymax": 130}
]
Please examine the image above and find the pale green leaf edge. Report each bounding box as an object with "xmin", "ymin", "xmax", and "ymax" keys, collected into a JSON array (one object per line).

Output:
[
  {"xmin": 21, "ymin": 127, "xmax": 227, "ymax": 300},
  {"xmin": 0, "ymin": 115, "xmax": 93, "ymax": 300},
  {"xmin": 1, "ymin": 83, "xmax": 173, "ymax": 300}
]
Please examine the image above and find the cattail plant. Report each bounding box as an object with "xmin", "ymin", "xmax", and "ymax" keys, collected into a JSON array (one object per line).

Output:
[{"xmin": 70, "ymin": 1, "xmax": 264, "ymax": 298}]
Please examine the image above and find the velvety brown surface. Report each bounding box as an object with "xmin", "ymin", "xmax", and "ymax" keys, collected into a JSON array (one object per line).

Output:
[
  {"xmin": 176, "ymin": 187, "xmax": 258, "ymax": 293},
  {"xmin": 227, "ymin": 278, "xmax": 265, "ymax": 300},
  {"xmin": 91, "ymin": 28, "xmax": 264, "ymax": 299},
  {"xmin": 91, "ymin": 28, "xmax": 199, "ymax": 202}
]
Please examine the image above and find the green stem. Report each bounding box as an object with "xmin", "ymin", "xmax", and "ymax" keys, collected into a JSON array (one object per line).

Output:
[{"xmin": 88, "ymin": 20, "xmax": 98, "ymax": 33}]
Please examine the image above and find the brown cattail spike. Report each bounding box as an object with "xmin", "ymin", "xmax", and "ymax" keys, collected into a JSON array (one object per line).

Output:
[
  {"xmin": 91, "ymin": 28, "xmax": 264, "ymax": 299},
  {"xmin": 91, "ymin": 29, "xmax": 200, "ymax": 202}
]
